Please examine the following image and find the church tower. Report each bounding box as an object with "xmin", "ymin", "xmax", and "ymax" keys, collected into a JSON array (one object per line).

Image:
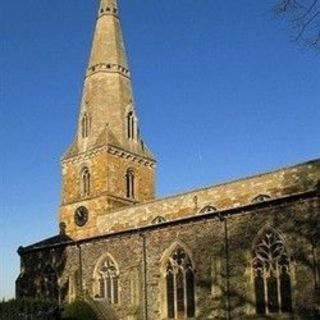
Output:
[{"xmin": 59, "ymin": 0, "xmax": 156, "ymax": 239}]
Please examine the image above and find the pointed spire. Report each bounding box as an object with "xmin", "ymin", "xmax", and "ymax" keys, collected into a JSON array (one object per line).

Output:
[
  {"xmin": 87, "ymin": 0, "xmax": 129, "ymax": 77},
  {"xmin": 65, "ymin": 0, "xmax": 155, "ymax": 162}
]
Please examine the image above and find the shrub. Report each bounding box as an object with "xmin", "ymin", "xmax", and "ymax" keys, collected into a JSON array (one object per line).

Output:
[
  {"xmin": 0, "ymin": 298, "xmax": 60, "ymax": 320},
  {"xmin": 62, "ymin": 300, "xmax": 97, "ymax": 320}
]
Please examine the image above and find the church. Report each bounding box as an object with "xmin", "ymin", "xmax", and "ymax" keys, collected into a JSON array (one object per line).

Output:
[{"xmin": 16, "ymin": 0, "xmax": 320, "ymax": 319}]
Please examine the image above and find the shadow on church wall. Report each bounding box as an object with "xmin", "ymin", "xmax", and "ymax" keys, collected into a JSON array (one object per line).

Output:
[
  {"xmin": 16, "ymin": 233, "xmax": 71, "ymax": 303},
  {"xmin": 194, "ymin": 173, "xmax": 320, "ymax": 320},
  {"xmin": 15, "ymin": 173, "xmax": 319, "ymax": 320}
]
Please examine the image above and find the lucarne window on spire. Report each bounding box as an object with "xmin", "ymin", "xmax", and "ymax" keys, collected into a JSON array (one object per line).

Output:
[
  {"xmin": 127, "ymin": 111, "xmax": 135, "ymax": 140},
  {"xmin": 81, "ymin": 113, "xmax": 90, "ymax": 138}
]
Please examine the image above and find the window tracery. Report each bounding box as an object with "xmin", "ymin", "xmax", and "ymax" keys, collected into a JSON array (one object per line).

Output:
[
  {"xmin": 95, "ymin": 256, "xmax": 119, "ymax": 304},
  {"xmin": 165, "ymin": 246, "xmax": 195, "ymax": 319},
  {"xmin": 252, "ymin": 228, "xmax": 292, "ymax": 315}
]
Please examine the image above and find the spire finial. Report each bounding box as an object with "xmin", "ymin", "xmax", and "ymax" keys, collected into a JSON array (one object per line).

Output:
[
  {"xmin": 86, "ymin": 0, "xmax": 127, "ymax": 73},
  {"xmin": 98, "ymin": 0, "xmax": 119, "ymax": 17}
]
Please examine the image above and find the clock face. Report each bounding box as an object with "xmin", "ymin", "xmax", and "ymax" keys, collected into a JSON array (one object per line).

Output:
[{"xmin": 74, "ymin": 206, "xmax": 89, "ymax": 227}]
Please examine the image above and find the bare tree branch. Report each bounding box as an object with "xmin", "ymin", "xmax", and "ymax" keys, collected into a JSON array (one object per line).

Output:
[{"xmin": 274, "ymin": 0, "xmax": 320, "ymax": 50}]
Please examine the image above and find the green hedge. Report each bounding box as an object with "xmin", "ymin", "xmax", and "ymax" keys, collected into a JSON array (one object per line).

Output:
[
  {"xmin": 0, "ymin": 298, "xmax": 59, "ymax": 320},
  {"xmin": 62, "ymin": 300, "xmax": 97, "ymax": 320},
  {"xmin": 0, "ymin": 299, "xmax": 99, "ymax": 320}
]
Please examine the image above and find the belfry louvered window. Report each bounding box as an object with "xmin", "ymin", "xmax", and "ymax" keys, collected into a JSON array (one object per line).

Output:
[
  {"xmin": 97, "ymin": 256, "xmax": 119, "ymax": 304},
  {"xmin": 166, "ymin": 247, "xmax": 195, "ymax": 319},
  {"xmin": 252, "ymin": 228, "xmax": 292, "ymax": 315}
]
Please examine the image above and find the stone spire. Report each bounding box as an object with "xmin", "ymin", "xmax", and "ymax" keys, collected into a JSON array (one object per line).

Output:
[
  {"xmin": 87, "ymin": 0, "xmax": 129, "ymax": 74},
  {"xmin": 66, "ymin": 0, "xmax": 153, "ymax": 159},
  {"xmin": 59, "ymin": 0, "xmax": 155, "ymax": 239}
]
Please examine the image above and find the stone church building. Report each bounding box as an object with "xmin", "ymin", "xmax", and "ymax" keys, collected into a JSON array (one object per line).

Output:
[{"xmin": 17, "ymin": 0, "xmax": 320, "ymax": 319}]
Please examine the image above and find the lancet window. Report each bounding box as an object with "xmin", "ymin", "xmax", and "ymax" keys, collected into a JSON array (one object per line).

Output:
[
  {"xmin": 165, "ymin": 246, "xmax": 195, "ymax": 319},
  {"xmin": 81, "ymin": 167, "xmax": 91, "ymax": 197},
  {"xmin": 96, "ymin": 256, "xmax": 119, "ymax": 304},
  {"xmin": 252, "ymin": 228, "xmax": 292, "ymax": 315},
  {"xmin": 81, "ymin": 113, "xmax": 90, "ymax": 138},
  {"xmin": 127, "ymin": 111, "xmax": 135, "ymax": 140},
  {"xmin": 126, "ymin": 169, "xmax": 135, "ymax": 199}
]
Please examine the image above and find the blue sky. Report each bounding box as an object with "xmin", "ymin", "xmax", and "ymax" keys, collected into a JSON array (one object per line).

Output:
[{"xmin": 1, "ymin": 0, "xmax": 319, "ymax": 299}]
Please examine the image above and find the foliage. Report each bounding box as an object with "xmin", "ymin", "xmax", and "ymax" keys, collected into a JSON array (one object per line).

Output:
[
  {"xmin": 274, "ymin": 0, "xmax": 320, "ymax": 50},
  {"xmin": 0, "ymin": 298, "xmax": 99, "ymax": 320},
  {"xmin": 0, "ymin": 298, "xmax": 60, "ymax": 320},
  {"xmin": 62, "ymin": 300, "xmax": 98, "ymax": 320}
]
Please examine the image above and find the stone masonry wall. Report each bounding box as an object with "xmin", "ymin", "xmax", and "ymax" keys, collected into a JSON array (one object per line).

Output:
[
  {"xmin": 142, "ymin": 197, "xmax": 319, "ymax": 319},
  {"xmin": 60, "ymin": 149, "xmax": 155, "ymax": 239},
  {"xmin": 18, "ymin": 192, "xmax": 319, "ymax": 319},
  {"xmin": 97, "ymin": 159, "xmax": 320, "ymax": 235}
]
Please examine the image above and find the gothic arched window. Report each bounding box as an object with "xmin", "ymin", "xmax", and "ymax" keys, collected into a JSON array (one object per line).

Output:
[
  {"xmin": 95, "ymin": 255, "xmax": 119, "ymax": 304},
  {"xmin": 126, "ymin": 169, "xmax": 135, "ymax": 199},
  {"xmin": 81, "ymin": 167, "xmax": 91, "ymax": 197},
  {"xmin": 252, "ymin": 228, "xmax": 292, "ymax": 315},
  {"xmin": 127, "ymin": 111, "xmax": 135, "ymax": 140},
  {"xmin": 81, "ymin": 113, "xmax": 90, "ymax": 138},
  {"xmin": 165, "ymin": 246, "xmax": 195, "ymax": 319}
]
